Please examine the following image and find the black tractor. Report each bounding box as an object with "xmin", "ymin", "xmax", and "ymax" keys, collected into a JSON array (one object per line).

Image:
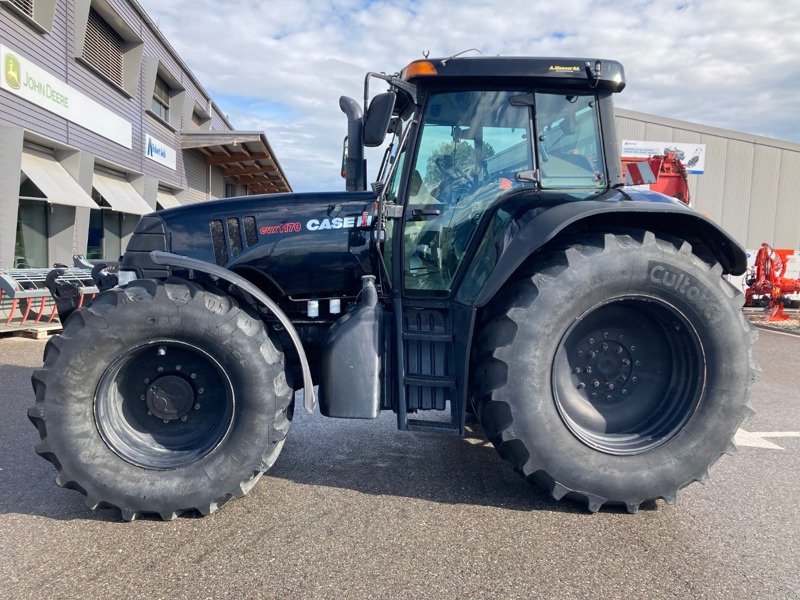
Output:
[{"xmin": 30, "ymin": 56, "xmax": 756, "ymax": 520}]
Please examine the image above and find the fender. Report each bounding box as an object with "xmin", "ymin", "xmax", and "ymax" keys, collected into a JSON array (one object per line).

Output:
[
  {"xmin": 461, "ymin": 192, "xmax": 747, "ymax": 308},
  {"xmin": 150, "ymin": 251, "xmax": 316, "ymax": 413}
]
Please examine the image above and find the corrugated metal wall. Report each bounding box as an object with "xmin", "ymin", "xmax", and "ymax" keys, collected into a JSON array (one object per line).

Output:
[{"xmin": 616, "ymin": 108, "xmax": 800, "ymax": 248}]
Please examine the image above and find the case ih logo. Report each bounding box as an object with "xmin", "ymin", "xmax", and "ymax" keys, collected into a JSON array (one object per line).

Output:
[{"xmin": 4, "ymin": 53, "xmax": 21, "ymax": 90}]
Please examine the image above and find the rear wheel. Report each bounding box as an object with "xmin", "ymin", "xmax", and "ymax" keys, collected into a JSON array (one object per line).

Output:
[
  {"xmin": 473, "ymin": 231, "xmax": 756, "ymax": 512},
  {"xmin": 29, "ymin": 278, "xmax": 292, "ymax": 521}
]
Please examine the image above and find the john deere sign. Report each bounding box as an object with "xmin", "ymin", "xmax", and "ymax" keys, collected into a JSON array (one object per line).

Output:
[{"xmin": 0, "ymin": 44, "xmax": 132, "ymax": 148}]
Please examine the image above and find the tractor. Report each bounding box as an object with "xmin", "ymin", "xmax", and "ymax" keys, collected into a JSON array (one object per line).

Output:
[{"xmin": 30, "ymin": 56, "xmax": 756, "ymax": 520}]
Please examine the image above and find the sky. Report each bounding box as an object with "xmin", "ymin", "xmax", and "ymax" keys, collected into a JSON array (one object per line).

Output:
[{"xmin": 138, "ymin": 0, "xmax": 800, "ymax": 193}]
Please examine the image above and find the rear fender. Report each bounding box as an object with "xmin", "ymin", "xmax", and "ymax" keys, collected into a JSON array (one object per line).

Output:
[
  {"xmin": 464, "ymin": 199, "xmax": 747, "ymax": 308},
  {"xmin": 150, "ymin": 251, "xmax": 316, "ymax": 413}
]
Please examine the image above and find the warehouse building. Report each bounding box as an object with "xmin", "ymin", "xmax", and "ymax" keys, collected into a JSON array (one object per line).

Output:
[
  {"xmin": 616, "ymin": 108, "xmax": 800, "ymax": 250},
  {"xmin": 0, "ymin": 0, "xmax": 290, "ymax": 270}
]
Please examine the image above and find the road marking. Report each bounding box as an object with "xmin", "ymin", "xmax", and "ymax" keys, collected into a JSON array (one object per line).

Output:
[{"xmin": 735, "ymin": 429, "xmax": 800, "ymax": 450}]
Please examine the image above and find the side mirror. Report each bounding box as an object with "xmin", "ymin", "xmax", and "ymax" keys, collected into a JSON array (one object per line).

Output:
[{"xmin": 363, "ymin": 92, "xmax": 396, "ymax": 147}]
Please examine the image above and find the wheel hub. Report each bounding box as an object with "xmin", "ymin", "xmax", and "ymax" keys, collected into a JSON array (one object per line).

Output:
[
  {"xmin": 146, "ymin": 375, "xmax": 195, "ymax": 421},
  {"xmin": 95, "ymin": 340, "xmax": 234, "ymax": 470},
  {"xmin": 575, "ymin": 338, "xmax": 635, "ymax": 402},
  {"xmin": 552, "ymin": 297, "xmax": 704, "ymax": 455}
]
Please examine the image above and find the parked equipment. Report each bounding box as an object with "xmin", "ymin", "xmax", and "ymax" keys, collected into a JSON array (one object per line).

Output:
[
  {"xmin": 31, "ymin": 56, "xmax": 756, "ymax": 521},
  {"xmin": 0, "ymin": 261, "xmax": 97, "ymax": 332},
  {"xmin": 744, "ymin": 243, "xmax": 800, "ymax": 320},
  {"xmin": 621, "ymin": 149, "xmax": 691, "ymax": 205}
]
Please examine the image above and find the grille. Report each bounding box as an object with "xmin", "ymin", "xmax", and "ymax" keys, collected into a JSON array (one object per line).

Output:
[
  {"xmin": 209, "ymin": 220, "xmax": 228, "ymax": 266},
  {"xmin": 11, "ymin": 0, "xmax": 33, "ymax": 17},
  {"xmin": 84, "ymin": 8, "xmax": 125, "ymax": 87},
  {"xmin": 227, "ymin": 218, "xmax": 243, "ymax": 256},
  {"xmin": 243, "ymin": 216, "xmax": 258, "ymax": 246}
]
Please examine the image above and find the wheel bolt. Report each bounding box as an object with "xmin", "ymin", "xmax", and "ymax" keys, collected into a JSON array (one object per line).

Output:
[
  {"xmin": 619, "ymin": 374, "xmax": 627, "ymax": 382},
  {"xmin": 591, "ymin": 379, "xmax": 600, "ymax": 388},
  {"xmin": 635, "ymin": 361, "xmax": 641, "ymax": 367},
  {"xmin": 144, "ymin": 378, "xmax": 150, "ymax": 384},
  {"xmin": 631, "ymin": 376, "xmax": 638, "ymax": 383},
  {"xmin": 603, "ymin": 332, "xmax": 609, "ymax": 339},
  {"xmin": 574, "ymin": 367, "xmax": 582, "ymax": 373},
  {"xmin": 589, "ymin": 338, "xmax": 595, "ymax": 343},
  {"xmin": 147, "ymin": 411, "xmax": 152, "ymax": 416},
  {"xmin": 622, "ymin": 390, "xmax": 628, "ymax": 395},
  {"xmin": 140, "ymin": 395, "xmax": 145, "ymax": 401},
  {"xmin": 622, "ymin": 358, "xmax": 631, "ymax": 367},
  {"xmin": 607, "ymin": 383, "xmax": 615, "ymax": 390},
  {"xmin": 181, "ymin": 416, "xmax": 188, "ymax": 422},
  {"xmin": 191, "ymin": 373, "xmax": 197, "ymax": 379},
  {"xmin": 585, "ymin": 366, "xmax": 592, "ymax": 374},
  {"xmin": 157, "ymin": 367, "xmax": 164, "ymax": 373},
  {"xmin": 163, "ymin": 419, "xmax": 169, "ymax": 424},
  {"xmin": 588, "ymin": 351, "xmax": 596, "ymax": 359},
  {"xmin": 198, "ymin": 388, "xmax": 204, "ymax": 395},
  {"xmin": 577, "ymin": 382, "xmax": 585, "ymax": 390},
  {"xmin": 601, "ymin": 342, "xmax": 608, "ymax": 351},
  {"xmin": 194, "ymin": 403, "xmax": 201, "ymax": 410},
  {"xmin": 175, "ymin": 365, "xmax": 182, "ymax": 371},
  {"xmin": 631, "ymin": 345, "xmax": 636, "ymax": 351},
  {"xmin": 607, "ymin": 395, "xmax": 613, "ymax": 401},
  {"xmin": 615, "ymin": 346, "xmax": 623, "ymax": 354},
  {"xmin": 157, "ymin": 347, "xmax": 166, "ymax": 356},
  {"xmin": 577, "ymin": 350, "xmax": 583, "ymax": 356}
]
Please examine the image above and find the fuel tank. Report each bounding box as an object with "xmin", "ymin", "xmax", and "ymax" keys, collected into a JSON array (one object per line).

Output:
[{"xmin": 122, "ymin": 191, "xmax": 376, "ymax": 300}]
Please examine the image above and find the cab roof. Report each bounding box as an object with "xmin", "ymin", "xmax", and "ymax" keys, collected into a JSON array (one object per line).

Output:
[{"xmin": 400, "ymin": 56, "xmax": 626, "ymax": 92}]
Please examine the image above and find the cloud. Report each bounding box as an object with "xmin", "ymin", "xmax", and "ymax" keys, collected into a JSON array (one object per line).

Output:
[{"xmin": 140, "ymin": 0, "xmax": 800, "ymax": 192}]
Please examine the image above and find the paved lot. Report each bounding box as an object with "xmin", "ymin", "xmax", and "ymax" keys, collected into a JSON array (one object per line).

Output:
[{"xmin": 1, "ymin": 329, "xmax": 799, "ymax": 599}]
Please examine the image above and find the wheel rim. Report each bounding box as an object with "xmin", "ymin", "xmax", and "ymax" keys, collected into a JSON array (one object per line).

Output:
[
  {"xmin": 95, "ymin": 340, "xmax": 234, "ymax": 470},
  {"xmin": 552, "ymin": 296, "xmax": 705, "ymax": 455}
]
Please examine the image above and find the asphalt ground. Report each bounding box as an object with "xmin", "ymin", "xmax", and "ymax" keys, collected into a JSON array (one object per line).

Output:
[{"xmin": 1, "ymin": 329, "xmax": 798, "ymax": 599}]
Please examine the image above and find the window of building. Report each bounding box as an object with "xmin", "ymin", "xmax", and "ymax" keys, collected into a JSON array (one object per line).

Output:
[
  {"xmin": 83, "ymin": 7, "xmax": 125, "ymax": 88},
  {"xmin": 151, "ymin": 74, "xmax": 171, "ymax": 122},
  {"xmin": 11, "ymin": 0, "xmax": 32, "ymax": 17},
  {"xmin": 15, "ymin": 200, "xmax": 48, "ymax": 268},
  {"xmin": 74, "ymin": 0, "xmax": 143, "ymax": 96},
  {"xmin": 188, "ymin": 102, "xmax": 212, "ymax": 131},
  {"xmin": 1, "ymin": 0, "xmax": 55, "ymax": 32},
  {"xmin": 87, "ymin": 207, "xmax": 123, "ymax": 261}
]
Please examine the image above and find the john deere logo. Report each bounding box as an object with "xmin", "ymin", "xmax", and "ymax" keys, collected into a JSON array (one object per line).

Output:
[{"xmin": 4, "ymin": 53, "xmax": 21, "ymax": 90}]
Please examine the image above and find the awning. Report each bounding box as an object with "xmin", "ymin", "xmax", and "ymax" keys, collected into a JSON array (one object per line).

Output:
[
  {"xmin": 20, "ymin": 151, "xmax": 98, "ymax": 209},
  {"xmin": 92, "ymin": 171, "xmax": 153, "ymax": 215},
  {"xmin": 182, "ymin": 131, "xmax": 291, "ymax": 194},
  {"xmin": 156, "ymin": 189, "xmax": 181, "ymax": 209}
]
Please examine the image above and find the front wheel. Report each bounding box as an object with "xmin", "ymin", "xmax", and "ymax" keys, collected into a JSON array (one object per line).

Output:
[
  {"xmin": 29, "ymin": 278, "xmax": 293, "ymax": 521},
  {"xmin": 473, "ymin": 231, "xmax": 757, "ymax": 513}
]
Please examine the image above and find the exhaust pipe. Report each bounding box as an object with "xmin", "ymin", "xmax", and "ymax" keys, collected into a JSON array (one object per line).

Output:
[{"xmin": 339, "ymin": 96, "xmax": 366, "ymax": 191}]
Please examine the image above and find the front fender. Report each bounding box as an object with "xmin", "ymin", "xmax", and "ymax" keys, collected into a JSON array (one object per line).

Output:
[
  {"xmin": 458, "ymin": 192, "xmax": 746, "ymax": 308},
  {"xmin": 150, "ymin": 251, "xmax": 316, "ymax": 413}
]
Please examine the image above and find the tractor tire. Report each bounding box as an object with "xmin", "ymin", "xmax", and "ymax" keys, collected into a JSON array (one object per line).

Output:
[
  {"xmin": 28, "ymin": 278, "xmax": 292, "ymax": 521},
  {"xmin": 473, "ymin": 230, "xmax": 757, "ymax": 513}
]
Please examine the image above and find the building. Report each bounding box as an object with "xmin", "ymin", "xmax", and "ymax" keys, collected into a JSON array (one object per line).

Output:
[
  {"xmin": 616, "ymin": 108, "xmax": 800, "ymax": 250},
  {"xmin": 0, "ymin": 0, "xmax": 290, "ymax": 270}
]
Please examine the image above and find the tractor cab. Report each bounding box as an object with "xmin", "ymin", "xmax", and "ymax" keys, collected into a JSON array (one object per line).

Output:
[{"xmin": 332, "ymin": 56, "xmax": 629, "ymax": 432}]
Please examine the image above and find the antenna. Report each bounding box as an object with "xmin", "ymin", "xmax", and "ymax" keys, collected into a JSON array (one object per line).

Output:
[{"xmin": 440, "ymin": 48, "xmax": 481, "ymax": 66}]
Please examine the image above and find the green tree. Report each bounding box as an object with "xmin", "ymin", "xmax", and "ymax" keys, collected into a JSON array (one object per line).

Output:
[{"xmin": 424, "ymin": 140, "xmax": 495, "ymax": 186}]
